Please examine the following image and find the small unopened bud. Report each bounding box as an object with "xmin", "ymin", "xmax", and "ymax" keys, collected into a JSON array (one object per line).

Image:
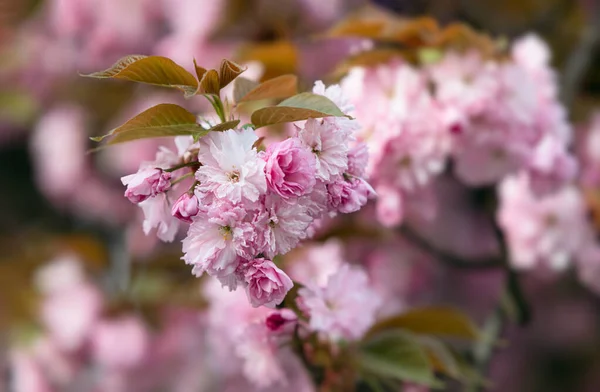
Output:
[
  {"xmin": 265, "ymin": 309, "xmax": 297, "ymax": 333},
  {"xmin": 121, "ymin": 168, "xmax": 171, "ymax": 204},
  {"xmin": 171, "ymin": 192, "xmax": 199, "ymax": 223}
]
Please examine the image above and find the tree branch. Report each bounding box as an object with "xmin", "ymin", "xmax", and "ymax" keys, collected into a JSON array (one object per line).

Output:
[{"xmin": 398, "ymin": 225, "xmax": 504, "ymax": 270}]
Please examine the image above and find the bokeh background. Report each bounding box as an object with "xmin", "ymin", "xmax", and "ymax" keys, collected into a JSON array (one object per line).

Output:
[{"xmin": 2, "ymin": 0, "xmax": 600, "ymax": 391}]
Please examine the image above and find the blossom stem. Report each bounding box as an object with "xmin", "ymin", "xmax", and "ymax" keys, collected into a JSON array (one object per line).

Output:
[
  {"xmin": 171, "ymin": 172, "xmax": 194, "ymax": 185},
  {"xmin": 164, "ymin": 161, "xmax": 199, "ymax": 172},
  {"xmin": 204, "ymin": 94, "xmax": 227, "ymax": 123}
]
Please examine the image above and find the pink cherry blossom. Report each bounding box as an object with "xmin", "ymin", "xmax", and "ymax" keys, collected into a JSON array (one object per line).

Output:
[
  {"xmin": 287, "ymin": 240, "xmax": 345, "ymax": 286},
  {"xmin": 171, "ymin": 192, "xmax": 200, "ymax": 223},
  {"xmin": 428, "ymin": 50, "xmax": 499, "ymax": 117},
  {"xmin": 257, "ymin": 195, "xmax": 314, "ymax": 258},
  {"xmin": 453, "ymin": 130, "xmax": 530, "ymax": 186},
  {"xmin": 196, "ymin": 128, "xmax": 267, "ymax": 204},
  {"xmin": 263, "ymin": 137, "xmax": 317, "ymax": 199},
  {"xmin": 243, "ymin": 258, "xmax": 294, "ymax": 308},
  {"xmin": 327, "ymin": 175, "xmax": 374, "ymax": 214},
  {"xmin": 40, "ymin": 282, "xmax": 103, "ymax": 351},
  {"xmin": 312, "ymin": 80, "xmax": 359, "ymax": 135},
  {"xmin": 121, "ymin": 167, "xmax": 172, "ymax": 203},
  {"xmin": 235, "ymin": 323, "xmax": 288, "ymax": 388},
  {"xmin": 526, "ymin": 135, "xmax": 578, "ymax": 196},
  {"xmin": 139, "ymin": 193, "xmax": 180, "ymax": 243},
  {"xmin": 375, "ymin": 185, "xmax": 405, "ymax": 227},
  {"xmin": 91, "ymin": 316, "xmax": 150, "ymax": 370},
  {"xmin": 347, "ymin": 142, "xmax": 369, "ymax": 177},
  {"xmin": 298, "ymin": 263, "xmax": 382, "ymax": 341},
  {"xmin": 297, "ymin": 118, "xmax": 349, "ymax": 181},
  {"xmin": 182, "ymin": 201, "xmax": 253, "ymax": 278},
  {"xmin": 498, "ymin": 174, "xmax": 593, "ymax": 271}
]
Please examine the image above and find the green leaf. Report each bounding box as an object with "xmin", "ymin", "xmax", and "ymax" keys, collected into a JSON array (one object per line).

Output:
[
  {"xmin": 447, "ymin": 346, "xmax": 490, "ymax": 387},
  {"xmin": 418, "ymin": 336, "xmax": 460, "ymax": 379},
  {"xmin": 250, "ymin": 92, "xmax": 348, "ymax": 128},
  {"xmin": 366, "ymin": 307, "xmax": 481, "ymax": 341},
  {"xmin": 82, "ymin": 55, "xmax": 198, "ymax": 97},
  {"xmin": 238, "ymin": 74, "xmax": 298, "ymax": 103},
  {"xmin": 91, "ymin": 104, "xmax": 205, "ymax": 145},
  {"xmin": 208, "ymin": 119, "xmax": 241, "ymax": 132},
  {"xmin": 358, "ymin": 330, "xmax": 442, "ymax": 388},
  {"xmin": 219, "ymin": 59, "xmax": 246, "ymax": 89}
]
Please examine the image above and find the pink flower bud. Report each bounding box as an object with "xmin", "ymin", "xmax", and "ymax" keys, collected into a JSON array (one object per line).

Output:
[
  {"xmin": 121, "ymin": 168, "xmax": 171, "ymax": 204},
  {"xmin": 265, "ymin": 309, "xmax": 297, "ymax": 333},
  {"xmin": 244, "ymin": 258, "xmax": 294, "ymax": 308},
  {"xmin": 171, "ymin": 192, "xmax": 199, "ymax": 223}
]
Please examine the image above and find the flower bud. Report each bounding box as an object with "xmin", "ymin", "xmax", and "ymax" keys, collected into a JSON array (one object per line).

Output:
[
  {"xmin": 121, "ymin": 168, "xmax": 171, "ymax": 204},
  {"xmin": 171, "ymin": 192, "xmax": 199, "ymax": 223}
]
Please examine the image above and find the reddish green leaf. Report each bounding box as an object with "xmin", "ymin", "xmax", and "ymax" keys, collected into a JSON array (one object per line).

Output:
[
  {"xmin": 199, "ymin": 69, "xmax": 220, "ymax": 95},
  {"xmin": 250, "ymin": 92, "xmax": 348, "ymax": 128},
  {"xmin": 208, "ymin": 119, "xmax": 240, "ymax": 132},
  {"xmin": 91, "ymin": 104, "xmax": 205, "ymax": 145},
  {"xmin": 238, "ymin": 74, "xmax": 297, "ymax": 103},
  {"xmin": 82, "ymin": 55, "xmax": 198, "ymax": 97},
  {"xmin": 219, "ymin": 59, "xmax": 246, "ymax": 89},
  {"xmin": 366, "ymin": 307, "xmax": 481, "ymax": 341}
]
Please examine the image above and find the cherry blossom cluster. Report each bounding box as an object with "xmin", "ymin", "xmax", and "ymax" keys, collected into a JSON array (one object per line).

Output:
[
  {"xmin": 120, "ymin": 81, "xmax": 373, "ymax": 308},
  {"xmin": 341, "ymin": 34, "xmax": 575, "ymax": 226},
  {"xmin": 11, "ymin": 245, "xmax": 400, "ymax": 391},
  {"xmin": 339, "ymin": 34, "xmax": 599, "ymax": 280},
  {"xmin": 10, "ymin": 256, "xmax": 207, "ymax": 392}
]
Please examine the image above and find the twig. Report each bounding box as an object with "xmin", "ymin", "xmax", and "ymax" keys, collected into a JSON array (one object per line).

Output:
[
  {"xmin": 561, "ymin": 1, "xmax": 600, "ymax": 109},
  {"xmin": 398, "ymin": 225, "xmax": 504, "ymax": 270}
]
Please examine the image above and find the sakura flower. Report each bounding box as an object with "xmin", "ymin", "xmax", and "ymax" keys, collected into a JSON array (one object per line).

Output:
[
  {"xmin": 375, "ymin": 185, "xmax": 405, "ymax": 228},
  {"xmin": 257, "ymin": 195, "xmax": 314, "ymax": 258},
  {"xmin": 263, "ymin": 137, "xmax": 316, "ymax": 199},
  {"xmin": 30, "ymin": 105, "xmax": 88, "ymax": 199},
  {"xmin": 327, "ymin": 175, "xmax": 374, "ymax": 214},
  {"xmin": 196, "ymin": 128, "xmax": 267, "ymax": 204},
  {"xmin": 428, "ymin": 50, "xmax": 499, "ymax": 117},
  {"xmin": 371, "ymin": 125, "xmax": 447, "ymax": 192},
  {"xmin": 297, "ymin": 119, "xmax": 348, "ymax": 181},
  {"xmin": 41, "ymin": 282, "xmax": 103, "ymax": 351},
  {"xmin": 91, "ymin": 316, "xmax": 149, "ymax": 370},
  {"xmin": 235, "ymin": 323, "xmax": 288, "ymax": 388},
  {"xmin": 312, "ymin": 80, "xmax": 355, "ymax": 115},
  {"xmin": 171, "ymin": 192, "xmax": 200, "ymax": 223},
  {"xmin": 347, "ymin": 142, "xmax": 369, "ymax": 177},
  {"xmin": 298, "ymin": 263, "xmax": 382, "ymax": 341},
  {"xmin": 453, "ymin": 130, "xmax": 530, "ymax": 186},
  {"xmin": 139, "ymin": 193, "xmax": 180, "ymax": 242},
  {"xmin": 121, "ymin": 167, "xmax": 171, "ymax": 203},
  {"xmin": 498, "ymin": 174, "xmax": 593, "ymax": 271},
  {"xmin": 526, "ymin": 135, "xmax": 578, "ymax": 196},
  {"xmin": 182, "ymin": 201, "xmax": 253, "ymax": 278},
  {"xmin": 243, "ymin": 258, "xmax": 294, "ymax": 308},
  {"xmin": 312, "ymin": 80, "xmax": 359, "ymax": 135},
  {"xmin": 287, "ymin": 240, "xmax": 345, "ymax": 286}
]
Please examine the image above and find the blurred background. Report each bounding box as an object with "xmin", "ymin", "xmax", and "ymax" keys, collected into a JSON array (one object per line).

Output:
[{"xmin": 1, "ymin": 0, "xmax": 600, "ymax": 391}]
